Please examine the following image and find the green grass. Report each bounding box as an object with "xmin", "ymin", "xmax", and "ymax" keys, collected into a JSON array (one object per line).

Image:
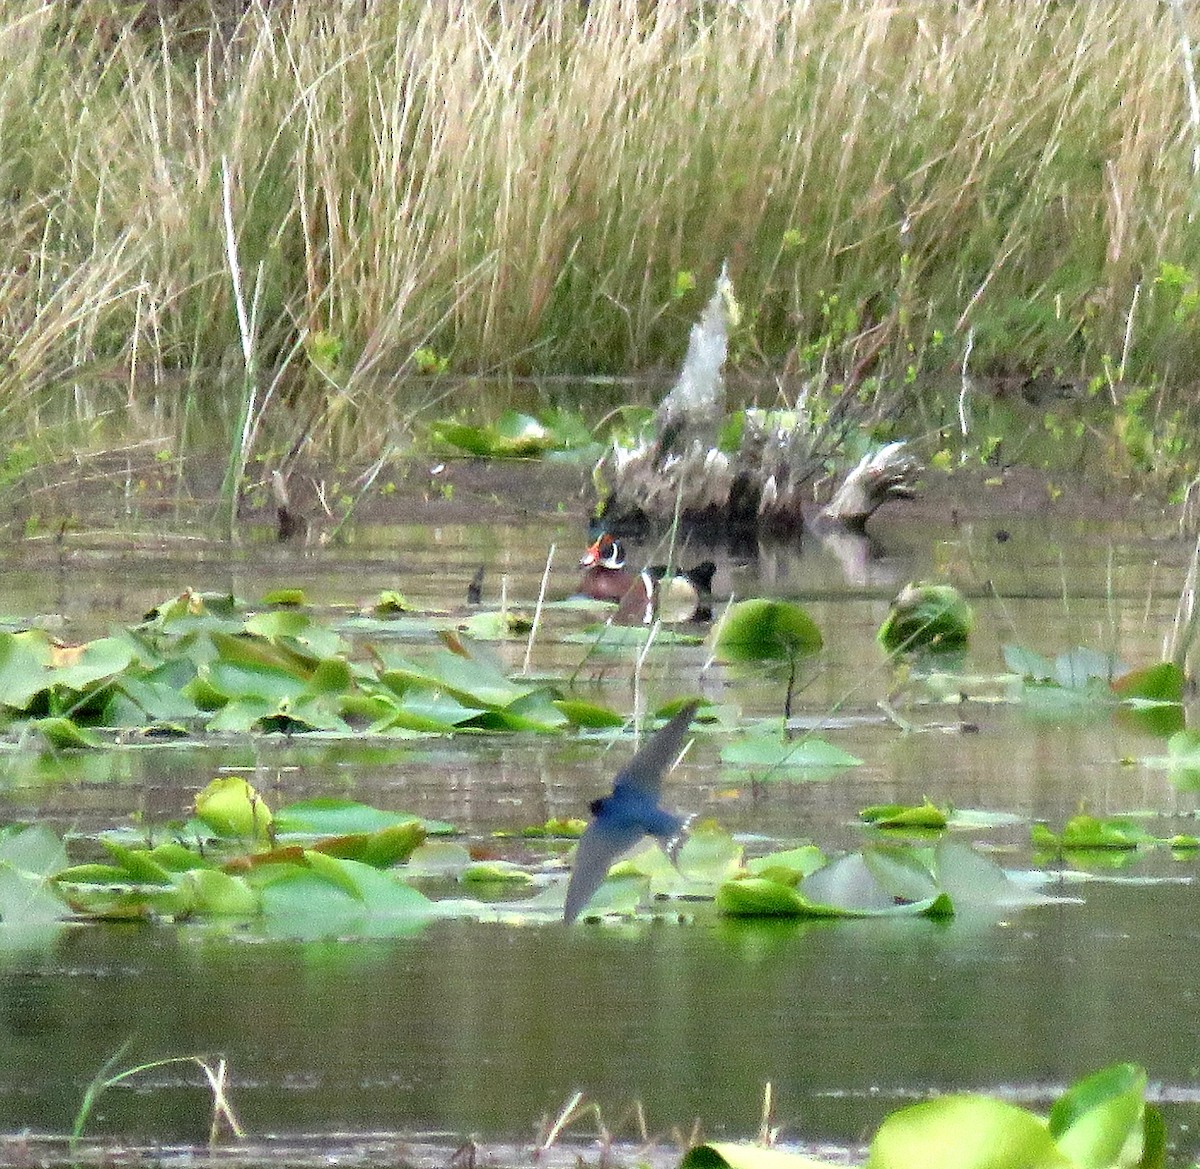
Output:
[{"xmin": 3, "ymin": 0, "xmax": 1200, "ymax": 477}]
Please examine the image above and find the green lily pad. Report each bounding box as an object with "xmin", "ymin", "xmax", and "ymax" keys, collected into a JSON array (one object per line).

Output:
[
  {"xmin": 866, "ymin": 1094, "xmax": 1072, "ymax": 1169},
  {"xmin": 260, "ymin": 588, "xmax": 307, "ymax": 607},
  {"xmin": 746, "ymin": 846, "xmax": 827, "ymax": 884},
  {"xmin": 1033, "ymin": 815, "xmax": 1156, "ymax": 852},
  {"xmin": 860, "ymin": 799, "xmax": 949, "ymax": 830},
  {"xmin": 274, "ymin": 799, "xmax": 450, "ymax": 837},
  {"xmin": 716, "ymin": 599, "xmax": 823, "ymax": 661},
  {"xmin": 432, "ymin": 411, "xmax": 556, "ymax": 458},
  {"xmin": 194, "ymin": 777, "xmax": 274, "ymax": 844},
  {"xmin": 1048, "ymin": 1062, "xmax": 1152, "ymax": 1169},
  {"xmin": 879, "ymin": 583, "xmax": 973, "ymax": 654},
  {"xmin": 721, "ymin": 734, "xmax": 862, "ymax": 775},
  {"xmin": 717, "ymin": 874, "xmax": 951, "ymax": 920},
  {"xmin": 309, "ymin": 821, "xmax": 428, "ymax": 868},
  {"xmin": 552, "ymin": 699, "xmax": 626, "ymax": 729},
  {"xmin": 23, "ymin": 717, "xmax": 105, "ymax": 750}
]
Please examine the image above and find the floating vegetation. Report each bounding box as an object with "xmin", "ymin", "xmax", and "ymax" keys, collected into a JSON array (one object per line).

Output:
[
  {"xmin": 0, "ymin": 772, "xmax": 1077, "ymax": 937},
  {"xmin": 0, "ymin": 589, "xmax": 624, "ymax": 741},
  {"xmin": 1004, "ymin": 646, "xmax": 1185, "ymax": 733},
  {"xmin": 878, "ymin": 582, "xmax": 974, "ymax": 655},
  {"xmin": 431, "ymin": 408, "xmax": 597, "ymax": 460},
  {"xmin": 685, "ymin": 1062, "xmax": 1163, "ymax": 1169}
]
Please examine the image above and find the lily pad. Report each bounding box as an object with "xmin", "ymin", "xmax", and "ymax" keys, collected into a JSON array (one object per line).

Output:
[
  {"xmin": 721, "ymin": 734, "xmax": 862, "ymax": 776},
  {"xmin": 860, "ymin": 799, "xmax": 949, "ymax": 830},
  {"xmin": 866, "ymin": 1093, "xmax": 1072, "ymax": 1169},
  {"xmin": 194, "ymin": 777, "xmax": 274, "ymax": 844},
  {"xmin": 715, "ymin": 599, "xmax": 823, "ymax": 661},
  {"xmin": 879, "ymin": 583, "xmax": 973, "ymax": 654}
]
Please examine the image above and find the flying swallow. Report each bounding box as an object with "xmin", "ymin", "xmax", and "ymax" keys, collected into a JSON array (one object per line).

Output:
[{"xmin": 563, "ymin": 700, "xmax": 700, "ymax": 923}]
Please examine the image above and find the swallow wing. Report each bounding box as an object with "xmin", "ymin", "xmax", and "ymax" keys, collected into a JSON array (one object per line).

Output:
[
  {"xmin": 563, "ymin": 817, "xmax": 647, "ymax": 924},
  {"xmin": 609, "ymin": 700, "xmax": 700, "ymax": 800}
]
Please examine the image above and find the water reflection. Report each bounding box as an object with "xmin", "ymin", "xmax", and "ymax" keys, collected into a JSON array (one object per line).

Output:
[{"xmin": 0, "ymin": 884, "xmax": 1198, "ymax": 1154}]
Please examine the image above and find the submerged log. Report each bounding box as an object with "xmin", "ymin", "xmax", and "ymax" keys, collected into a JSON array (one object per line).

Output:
[{"xmin": 594, "ymin": 268, "xmax": 919, "ymax": 538}]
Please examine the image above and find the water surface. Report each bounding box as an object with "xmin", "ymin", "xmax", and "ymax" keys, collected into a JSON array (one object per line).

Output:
[{"xmin": 0, "ymin": 471, "xmax": 1196, "ymax": 1163}]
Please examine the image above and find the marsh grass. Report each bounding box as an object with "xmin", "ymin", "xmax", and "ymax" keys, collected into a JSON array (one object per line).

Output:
[{"xmin": 5, "ymin": 0, "xmax": 1200, "ymax": 478}]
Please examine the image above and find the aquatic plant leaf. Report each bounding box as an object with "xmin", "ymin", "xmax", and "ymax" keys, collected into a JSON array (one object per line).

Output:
[
  {"xmin": 862, "ymin": 845, "xmax": 939, "ymax": 903},
  {"xmin": 178, "ymin": 868, "xmax": 260, "ymax": 916},
  {"xmin": 54, "ymin": 881, "xmax": 192, "ymax": 920},
  {"xmin": 865, "ymin": 1094, "xmax": 1072, "ymax": 1169},
  {"xmin": 373, "ymin": 688, "xmax": 476, "ymax": 732},
  {"xmin": 51, "ymin": 637, "xmax": 135, "ymax": 692},
  {"xmin": 406, "ymin": 840, "xmax": 473, "ymax": 877},
  {"xmin": 860, "ymin": 800, "xmax": 949, "ymax": 829},
  {"xmin": 0, "ymin": 862, "xmax": 69, "ymax": 924},
  {"xmin": 467, "ymin": 691, "xmax": 569, "ymax": 733},
  {"xmin": 459, "ymin": 609, "xmax": 534, "ymax": 639},
  {"xmin": 801, "ymin": 853, "xmax": 908, "ymax": 913},
  {"xmin": 716, "ymin": 876, "xmax": 814, "ymax": 916},
  {"xmin": 567, "ymin": 873, "xmax": 649, "ymax": 920},
  {"xmin": 256, "ymin": 856, "xmax": 436, "ymax": 937},
  {"xmin": 373, "ymin": 590, "xmax": 409, "ymax": 615},
  {"xmin": 932, "ymin": 840, "xmax": 1069, "ymax": 909},
  {"xmin": 462, "ymin": 860, "xmax": 533, "ymax": 884},
  {"xmin": 114, "ymin": 676, "xmax": 204, "ymax": 723},
  {"xmin": 1003, "ymin": 644, "xmax": 1055, "ymax": 681},
  {"xmin": 1054, "ymin": 646, "xmax": 1120, "ymax": 689},
  {"xmin": 202, "ymin": 696, "xmax": 279, "ymax": 732},
  {"xmin": 1111, "ymin": 661, "xmax": 1184, "ymax": 705},
  {"xmin": 746, "ymin": 846, "xmax": 827, "ymax": 883},
  {"xmin": 0, "ymin": 825, "xmax": 68, "ymax": 880},
  {"xmin": 716, "ymin": 599, "xmax": 823, "ymax": 661},
  {"xmin": 0, "ymin": 630, "xmax": 54, "ymax": 710},
  {"xmin": 194, "ymin": 777, "xmax": 273, "ymax": 843},
  {"xmin": 307, "ymin": 658, "xmax": 355, "ymax": 695},
  {"xmin": 1048, "ymin": 1062, "xmax": 1149, "ymax": 1169},
  {"xmin": 309, "ymin": 821, "xmax": 427, "ymax": 868},
  {"xmin": 378, "ymin": 648, "xmax": 540, "ymax": 711},
  {"xmin": 24, "ymin": 717, "xmax": 105, "ymax": 750},
  {"xmin": 260, "ymin": 588, "xmax": 306, "ymax": 607},
  {"xmin": 721, "ymin": 734, "xmax": 862, "ymax": 775},
  {"xmin": 1166, "ymin": 729, "xmax": 1200, "ymax": 789},
  {"xmin": 676, "ymin": 823, "xmax": 744, "ymax": 884},
  {"xmin": 566, "ymin": 624, "xmax": 706, "ymax": 646},
  {"xmin": 432, "ymin": 411, "xmax": 558, "ymax": 458},
  {"xmin": 147, "ymin": 842, "xmax": 216, "ymax": 872},
  {"xmin": 274, "ymin": 799, "xmax": 440, "ymax": 837},
  {"xmin": 717, "ymin": 874, "xmax": 949, "ymax": 920},
  {"xmin": 245, "ymin": 610, "xmax": 345, "ymax": 659},
  {"xmin": 99, "ymin": 842, "xmax": 173, "ymax": 885},
  {"xmin": 1034, "ymin": 815, "xmax": 1154, "ymax": 852},
  {"xmin": 681, "ymin": 1140, "xmax": 835, "ymax": 1169},
  {"xmin": 878, "ymin": 583, "xmax": 973, "ymax": 655},
  {"xmin": 552, "ymin": 699, "xmax": 625, "ymax": 728}
]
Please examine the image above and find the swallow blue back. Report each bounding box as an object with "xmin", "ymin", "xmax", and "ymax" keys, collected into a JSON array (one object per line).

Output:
[{"xmin": 563, "ymin": 701, "xmax": 699, "ymax": 924}]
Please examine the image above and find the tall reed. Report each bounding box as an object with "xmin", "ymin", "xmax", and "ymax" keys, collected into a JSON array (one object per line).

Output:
[{"xmin": 1, "ymin": 0, "xmax": 1198, "ymax": 465}]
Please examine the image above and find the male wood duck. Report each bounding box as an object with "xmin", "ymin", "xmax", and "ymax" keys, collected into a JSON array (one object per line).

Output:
[{"xmin": 577, "ymin": 534, "xmax": 716, "ymax": 624}]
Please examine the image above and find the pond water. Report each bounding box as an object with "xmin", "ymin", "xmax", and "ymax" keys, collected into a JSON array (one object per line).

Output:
[{"xmin": 0, "ymin": 464, "xmax": 1197, "ymax": 1165}]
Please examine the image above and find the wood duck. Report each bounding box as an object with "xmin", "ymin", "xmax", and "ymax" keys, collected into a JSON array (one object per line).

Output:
[{"xmin": 577, "ymin": 535, "xmax": 716, "ymax": 624}]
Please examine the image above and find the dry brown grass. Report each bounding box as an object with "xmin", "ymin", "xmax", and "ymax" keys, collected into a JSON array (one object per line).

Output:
[{"xmin": 0, "ymin": 0, "xmax": 1198, "ymax": 474}]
